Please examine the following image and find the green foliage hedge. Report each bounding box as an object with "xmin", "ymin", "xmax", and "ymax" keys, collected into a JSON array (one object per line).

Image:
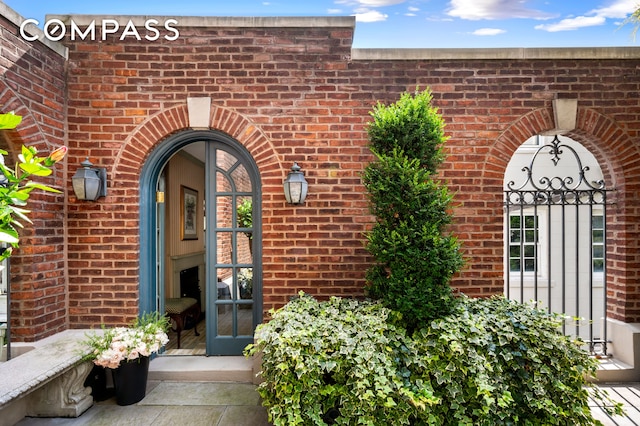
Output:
[
  {"xmin": 246, "ymin": 294, "xmax": 623, "ymax": 425},
  {"xmin": 406, "ymin": 297, "xmax": 621, "ymax": 425},
  {"xmin": 247, "ymin": 294, "xmax": 415, "ymax": 425}
]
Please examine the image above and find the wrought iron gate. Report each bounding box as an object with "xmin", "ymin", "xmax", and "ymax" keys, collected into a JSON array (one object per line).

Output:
[{"xmin": 504, "ymin": 135, "xmax": 610, "ymax": 356}]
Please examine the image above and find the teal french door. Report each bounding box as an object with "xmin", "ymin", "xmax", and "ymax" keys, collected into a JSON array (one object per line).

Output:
[
  {"xmin": 140, "ymin": 130, "xmax": 261, "ymax": 357},
  {"xmin": 204, "ymin": 141, "xmax": 261, "ymax": 355}
]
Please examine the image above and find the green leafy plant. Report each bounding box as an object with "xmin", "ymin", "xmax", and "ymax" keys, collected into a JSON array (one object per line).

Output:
[
  {"xmin": 0, "ymin": 113, "xmax": 67, "ymax": 259},
  {"xmin": 246, "ymin": 294, "xmax": 623, "ymax": 425},
  {"xmin": 237, "ymin": 198, "xmax": 252, "ymax": 236},
  {"xmin": 246, "ymin": 90, "xmax": 623, "ymax": 425},
  {"xmin": 620, "ymin": 6, "xmax": 640, "ymax": 41},
  {"xmin": 245, "ymin": 293, "xmax": 420, "ymax": 426},
  {"xmin": 237, "ymin": 198, "xmax": 253, "ymax": 256},
  {"xmin": 0, "ymin": 112, "xmax": 22, "ymax": 130},
  {"xmin": 363, "ymin": 89, "xmax": 463, "ymax": 329},
  {"xmin": 366, "ymin": 91, "xmax": 446, "ymax": 174},
  {"xmin": 407, "ymin": 296, "xmax": 623, "ymax": 425}
]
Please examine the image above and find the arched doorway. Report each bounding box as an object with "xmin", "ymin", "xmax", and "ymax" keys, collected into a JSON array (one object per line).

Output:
[
  {"xmin": 139, "ymin": 130, "xmax": 262, "ymax": 356},
  {"xmin": 503, "ymin": 134, "xmax": 610, "ymax": 355}
]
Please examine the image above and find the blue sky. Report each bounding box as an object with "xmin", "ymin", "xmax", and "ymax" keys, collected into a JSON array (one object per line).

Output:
[{"xmin": 2, "ymin": 0, "xmax": 639, "ymax": 48}]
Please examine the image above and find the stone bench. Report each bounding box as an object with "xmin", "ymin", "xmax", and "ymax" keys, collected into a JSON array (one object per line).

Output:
[{"xmin": 0, "ymin": 330, "xmax": 95, "ymax": 425}]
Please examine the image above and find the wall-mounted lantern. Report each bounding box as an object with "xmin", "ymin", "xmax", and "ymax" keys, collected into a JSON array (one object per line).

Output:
[
  {"xmin": 283, "ymin": 162, "xmax": 308, "ymax": 205},
  {"xmin": 72, "ymin": 158, "xmax": 107, "ymax": 201}
]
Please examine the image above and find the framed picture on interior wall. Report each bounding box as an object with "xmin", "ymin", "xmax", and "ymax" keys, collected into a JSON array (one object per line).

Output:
[{"xmin": 181, "ymin": 186, "xmax": 198, "ymax": 240}]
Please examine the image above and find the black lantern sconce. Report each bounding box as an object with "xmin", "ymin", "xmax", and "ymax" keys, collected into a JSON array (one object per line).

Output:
[
  {"xmin": 283, "ymin": 162, "xmax": 308, "ymax": 205},
  {"xmin": 72, "ymin": 158, "xmax": 107, "ymax": 201}
]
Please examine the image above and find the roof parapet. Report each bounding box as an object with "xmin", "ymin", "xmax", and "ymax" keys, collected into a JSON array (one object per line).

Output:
[
  {"xmin": 45, "ymin": 15, "xmax": 356, "ymax": 29},
  {"xmin": 352, "ymin": 47, "xmax": 640, "ymax": 60},
  {"xmin": 0, "ymin": 3, "xmax": 68, "ymax": 58}
]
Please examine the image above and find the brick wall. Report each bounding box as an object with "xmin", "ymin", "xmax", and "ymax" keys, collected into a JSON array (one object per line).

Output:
[
  {"xmin": 0, "ymin": 12, "xmax": 67, "ymax": 341},
  {"xmin": 61, "ymin": 18, "xmax": 372, "ymax": 327},
  {"xmin": 4, "ymin": 12, "xmax": 640, "ymax": 338},
  {"xmin": 60, "ymin": 18, "xmax": 640, "ymax": 326}
]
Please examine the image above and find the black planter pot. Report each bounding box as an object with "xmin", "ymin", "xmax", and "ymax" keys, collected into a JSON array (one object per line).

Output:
[
  {"xmin": 112, "ymin": 356, "xmax": 150, "ymax": 406},
  {"xmin": 84, "ymin": 365, "xmax": 112, "ymax": 401}
]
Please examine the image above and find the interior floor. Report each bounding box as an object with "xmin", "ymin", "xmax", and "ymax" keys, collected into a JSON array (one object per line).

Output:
[
  {"xmin": 164, "ymin": 309, "xmax": 253, "ymax": 356},
  {"xmin": 165, "ymin": 318, "xmax": 206, "ymax": 355}
]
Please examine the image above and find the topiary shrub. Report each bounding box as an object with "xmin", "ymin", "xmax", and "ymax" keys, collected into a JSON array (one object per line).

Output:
[
  {"xmin": 245, "ymin": 294, "xmax": 623, "ymax": 425},
  {"xmin": 246, "ymin": 89, "xmax": 623, "ymax": 425},
  {"xmin": 363, "ymin": 89, "xmax": 464, "ymax": 329}
]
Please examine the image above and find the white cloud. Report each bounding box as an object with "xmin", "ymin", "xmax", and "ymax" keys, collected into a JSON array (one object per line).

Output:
[
  {"xmin": 589, "ymin": 0, "xmax": 637, "ymax": 19},
  {"xmin": 354, "ymin": 9, "xmax": 389, "ymax": 22},
  {"xmin": 535, "ymin": 0, "xmax": 635, "ymax": 33},
  {"xmin": 447, "ymin": 0, "xmax": 555, "ymax": 20},
  {"xmin": 535, "ymin": 15, "xmax": 606, "ymax": 32},
  {"xmin": 405, "ymin": 6, "xmax": 419, "ymax": 16},
  {"xmin": 472, "ymin": 27, "xmax": 507, "ymax": 36},
  {"xmin": 334, "ymin": 0, "xmax": 403, "ymax": 22},
  {"xmin": 328, "ymin": 8, "xmax": 343, "ymax": 14},
  {"xmin": 335, "ymin": 0, "xmax": 406, "ymax": 22}
]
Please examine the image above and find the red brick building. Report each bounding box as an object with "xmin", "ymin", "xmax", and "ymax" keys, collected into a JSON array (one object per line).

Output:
[{"xmin": 2, "ymin": 6, "xmax": 640, "ymax": 357}]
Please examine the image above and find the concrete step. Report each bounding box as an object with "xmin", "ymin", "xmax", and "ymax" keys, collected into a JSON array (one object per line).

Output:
[
  {"xmin": 596, "ymin": 357, "xmax": 639, "ymax": 382},
  {"xmin": 148, "ymin": 354, "xmax": 638, "ymax": 384},
  {"xmin": 148, "ymin": 355, "xmax": 256, "ymax": 383}
]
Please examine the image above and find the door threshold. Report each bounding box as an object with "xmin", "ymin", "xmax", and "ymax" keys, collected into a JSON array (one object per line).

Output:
[{"xmin": 149, "ymin": 355, "xmax": 257, "ymax": 383}]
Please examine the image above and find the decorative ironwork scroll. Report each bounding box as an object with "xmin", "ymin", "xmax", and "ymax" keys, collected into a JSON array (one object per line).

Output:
[{"xmin": 504, "ymin": 135, "xmax": 611, "ymax": 356}]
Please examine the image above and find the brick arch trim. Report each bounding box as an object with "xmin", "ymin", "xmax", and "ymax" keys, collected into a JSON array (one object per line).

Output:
[
  {"xmin": 568, "ymin": 107, "xmax": 637, "ymax": 190},
  {"xmin": 481, "ymin": 105, "xmax": 639, "ymax": 321},
  {"xmin": 482, "ymin": 107, "xmax": 555, "ymax": 183},
  {"xmin": 484, "ymin": 106, "xmax": 633, "ymax": 190},
  {"xmin": 0, "ymin": 81, "xmax": 57, "ymax": 154},
  {"xmin": 112, "ymin": 102, "xmax": 284, "ymax": 187}
]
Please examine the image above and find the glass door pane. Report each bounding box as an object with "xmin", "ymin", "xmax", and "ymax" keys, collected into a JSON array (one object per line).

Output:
[{"xmin": 207, "ymin": 144, "xmax": 258, "ymax": 355}]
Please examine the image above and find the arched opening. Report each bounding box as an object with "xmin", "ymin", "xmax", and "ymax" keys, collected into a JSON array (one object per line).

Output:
[
  {"xmin": 504, "ymin": 134, "xmax": 610, "ymax": 355},
  {"xmin": 139, "ymin": 130, "xmax": 262, "ymax": 356}
]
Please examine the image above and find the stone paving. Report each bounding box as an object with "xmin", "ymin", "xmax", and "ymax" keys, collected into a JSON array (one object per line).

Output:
[
  {"xmin": 14, "ymin": 380, "xmax": 640, "ymax": 426},
  {"xmin": 590, "ymin": 383, "xmax": 640, "ymax": 426},
  {"xmin": 16, "ymin": 381, "xmax": 270, "ymax": 426}
]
